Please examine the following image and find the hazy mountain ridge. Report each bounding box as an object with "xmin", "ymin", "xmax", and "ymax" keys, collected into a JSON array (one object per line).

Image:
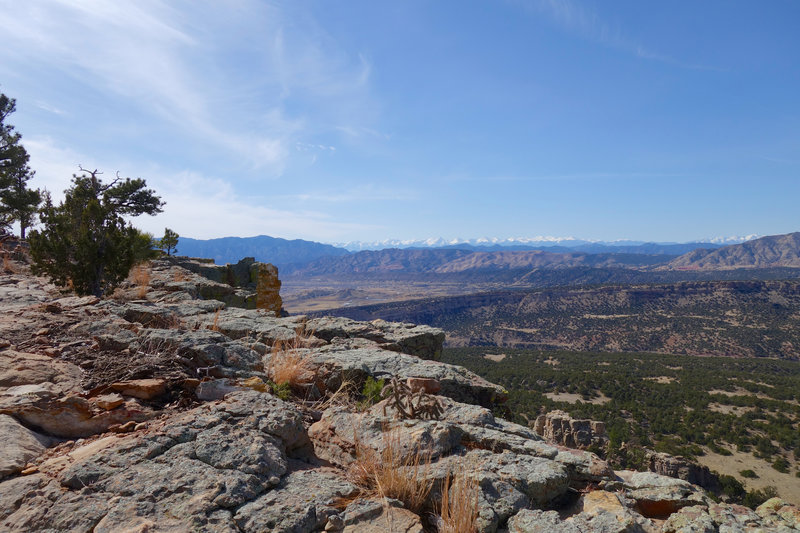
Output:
[
  {"xmin": 669, "ymin": 232, "xmax": 800, "ymax": 270},
  {"xmin": 177, "ymin": 235, "xmax": 349, "ymax": 269},
  {"xmin": 175, "ymin": 234, "xmax": 732, "ymax": 272}
]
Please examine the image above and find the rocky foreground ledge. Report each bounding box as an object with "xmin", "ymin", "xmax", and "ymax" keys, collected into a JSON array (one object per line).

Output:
[{"xmin": 1, "ymin": 259, "xmax": 799, "ymax": 532}]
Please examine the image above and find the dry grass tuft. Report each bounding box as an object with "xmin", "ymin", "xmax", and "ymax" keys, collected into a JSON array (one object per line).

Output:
[
  {"xmin": 131, "ymin": 264, "xmax": 151, "ymax": 299},
  {"xmin": 209, "ymin": 309, "xmax": 221, "ymax": 332},
  {"xmin": 266, "ymin": 327, "xmax": 320, "ymax": 394},
  {"xmin": 268, "ymin": 341, "xmax": 316, "ymax": 390},
  {"xmin": 2, "ymin": 253, "xmax": 15, "ymax": 274},
  {"xmin": 437, "ymin": 471, "xmax": 481, "ymax": 533},
  {"xmin": 349, "ymin": 430, "xmax": 434, "ymax": 514}
]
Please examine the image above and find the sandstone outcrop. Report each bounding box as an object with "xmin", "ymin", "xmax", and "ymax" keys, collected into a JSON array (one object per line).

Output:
[
  {"xmin": 642, "ymin": 448, "xmax": 721, "ymax": 494},
  {"xmin": 154, "ymin": 256, "xmax": 283, "ymax": 315},
  {"xmin": 533, "ymin": 409, "xmax": 608, "ymax": 450},
  {"xmin": 1, "ymin": 258, "xmax": 799, "ymax": 532}
]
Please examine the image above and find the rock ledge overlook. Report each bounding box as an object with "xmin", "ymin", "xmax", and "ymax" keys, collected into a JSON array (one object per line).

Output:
[{"xmin": 1, "ymin": 256, "xmax": 798, "ymax": 532}]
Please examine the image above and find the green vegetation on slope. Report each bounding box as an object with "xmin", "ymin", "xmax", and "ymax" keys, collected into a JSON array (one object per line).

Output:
[{"xmin": 442, "ymin": 348, "xmax": 800, "ymax": 466}]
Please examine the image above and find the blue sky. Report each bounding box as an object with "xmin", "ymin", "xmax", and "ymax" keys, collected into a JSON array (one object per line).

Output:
[{"xmin": 1, "ymin": 0, "xmax": 798, "ymax": 244}]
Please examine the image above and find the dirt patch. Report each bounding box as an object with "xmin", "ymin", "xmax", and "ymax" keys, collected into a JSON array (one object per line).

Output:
[
  {"xmin": 708, "ymin": 403, "xmax": 755, "ymax": 416},
  {"xmin": 582, "ymin": 314, "xmax": 635, "ymax": 319},
  {"xmin": 709, "ymin": 387, "xmax": 773, "ymax": 400},
  {"xmin": 483, "ymin": 353, "xmax": 507, "ymax": 362},
  {"xmin": 644, "ymin": 376, "xmax": 677, "ymax": 384},
  {"xmin": 543, "ymin": 357, "xmax": 560, "ymax": 366},
  {"xmin": 697, "ymin": 448, "xmax": 800, "ymax": 505},
  {"xmin": 545, "ymin": 391, "xmax": 611, "ymax": 405}
]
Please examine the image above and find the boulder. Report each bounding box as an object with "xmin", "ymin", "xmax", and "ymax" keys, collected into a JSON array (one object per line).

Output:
[
  {"xmin": 93, "ymin": 393, "xmax": 125, "ymax": 410},
  {"xmin": 0, "ymin": 414, "xmax": 52, "ymax": 479},
  {"xmin": 0, "ymin": 350, "xmax": 83, "ymax": 393},
  {"xmin": 109, "ymin": 379, "xmax": 168, "ymax": 400},
  {"xmin": 662, "ymin": 505, "xmax": 717, "ymax": 533},
  {"xmin": 4, "ymin": 395, "xmax": 154, "ymax": 438},
  {"xmin": 617, "ymin": 470, "xmax": 708, "ymax": 518},
  {"xmin": 234, "ymin": 465, "xmax": 357, "ymax": 532}
]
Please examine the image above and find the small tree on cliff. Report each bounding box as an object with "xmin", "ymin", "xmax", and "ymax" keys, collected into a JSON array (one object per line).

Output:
[
  {"xmin": 29, "ymin": 168, "xmax": 164, "ymax": 297},
  {"xmin": 0, "ymin": 92, "xmax": 41, "ymax": 237},
  {"xmin": 158, "ymin": 227, "xmax": 179, "ymax": 256}
]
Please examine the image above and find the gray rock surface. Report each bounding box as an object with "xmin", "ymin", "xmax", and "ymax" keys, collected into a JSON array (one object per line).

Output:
[
  {"xmin": 2, "ymin": 260, "xmax": 800, "ymax": 533},
  {"xmin": 0, "ymin": 391, "xmax": 311, "ymax": 531},
  {"xmin": 306, "ymin": 316, "xmax": 446, "ymax": 359},
  {"xmin": 305, "ymin": 342, "xmax": 505, "ymax": 406}
]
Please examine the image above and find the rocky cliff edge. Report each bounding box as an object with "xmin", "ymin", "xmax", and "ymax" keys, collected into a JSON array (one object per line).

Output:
[{"xmin": 1, "ymin": 257, "xmax": 798, "ymax": 532}]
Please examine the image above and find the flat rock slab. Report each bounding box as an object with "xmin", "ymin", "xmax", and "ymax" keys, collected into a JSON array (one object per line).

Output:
[
  {"xmin": 305, "ymin": 344, "xmax": 506, "ymax": 406},
  {"xmin": 0, "ymin": 350, "xmax": 83, "ymax": 392},
  {"xmin": 109, "ymin": 379, "xmax": 168, "ymax": 400},
  {"xmin": 306, "ymin": 316, "xmax": 445, "ymax": 360}
]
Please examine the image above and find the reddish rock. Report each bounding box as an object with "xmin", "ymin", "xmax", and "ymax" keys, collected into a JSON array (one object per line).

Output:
[
  {"xmin": 110, "ymin": 379, "xmax": 168, "ymax": 400},
  {"xmin": 94, "ymin": 393, "xmax": 125, "ymax": 410},
  {"xmin": 406, "ymin": 376, "xmax": 441, "ymax": 394}
]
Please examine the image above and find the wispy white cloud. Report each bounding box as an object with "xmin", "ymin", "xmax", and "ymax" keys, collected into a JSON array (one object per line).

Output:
[
  {"xmin": 517, "ymin": 0, "xmax": 725, "ymax": 71},
  {"xmin": 138, "ymin": 170, "xmax": 379, "ymax": 241},
  {"xmin": 0, "ymin": 0, "xmax": 376, "ymax": 175},
  {"xmin": 22, "ymin": 135, "xmax": 374, "ymax": 241}
]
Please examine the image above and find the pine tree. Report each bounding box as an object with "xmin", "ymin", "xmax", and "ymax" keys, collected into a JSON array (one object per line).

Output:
[
  {"xmin": 29, "ymin": 168, "xmax": 164, "ymax": 297},
  {"xmin": 158, "ymin": 228, "xmax": 179, "ymax": 256},
  {"xmin": 0, "ymin": 92, "xmax": 41, "ymax": 237}
]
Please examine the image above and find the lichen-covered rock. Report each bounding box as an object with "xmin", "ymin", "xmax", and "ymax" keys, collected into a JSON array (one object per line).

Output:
[
  {"xmin": 306, "ymin": 316, "xmax": 445, "ymax": 360},
  {"xmin": 428, "ymin": 450, "xmax": 571, "ymax": 531},
  {"xmin": 755, "ymin": 497, "xmax": 800, "ymax": 530},
  {"xmin": 234, "ymin": 465, "xmax": 357, "ymax": 532},
  {"xmin": 662, "ymin": 505, "xmax": 717, "ymax": 533},
  {"xmin": 195, "ymin": 308, "xmax": 308, "ymax": 345},
  {"xmin": 307, "ymin": 343, "xmax": 506, "ymax": 406},
  {"xmin": 0, "ymin": 391, "xmax": 311, "ymax": 531},
  {"xmin": 508, "ymin": 509, "xmax": 581, "ymax": 533}
]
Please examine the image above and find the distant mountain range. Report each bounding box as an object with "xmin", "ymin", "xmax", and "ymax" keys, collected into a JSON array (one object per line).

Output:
[
  {"xmin": 175, "ymin": 232, "xmax": 800, "ymax": 275},
  {"xmin": 667, "ymin": 232, "xmax": 800, "ymax": 270},
  {"xmin": 177, "ymin": 235, "xmax": 349, "ymax": 269},
  {"xmin": 334, "ymin": 235, "xmax": 758, "ymax": 251}
]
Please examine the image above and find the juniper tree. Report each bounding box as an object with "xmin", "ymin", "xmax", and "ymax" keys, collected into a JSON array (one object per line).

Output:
[
  {"xmin": 0, "ymin": 92, "xmax": 41, "ymax": 236},
  {"xmin": 29, "ymin": 168, "xmax": 164, "ymax": 297}
]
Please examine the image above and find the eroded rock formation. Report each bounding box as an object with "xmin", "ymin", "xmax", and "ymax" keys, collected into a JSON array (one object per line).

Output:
[{"xmin": 533, "ymin": 409, "xmax": 608, "ymax": 450}]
